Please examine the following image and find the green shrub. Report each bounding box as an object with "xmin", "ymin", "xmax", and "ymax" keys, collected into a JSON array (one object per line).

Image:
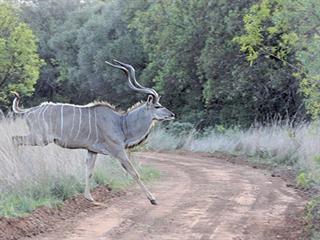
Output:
[
  {"xmin": 0, "ymin": 192, "xmax": 61, "ymax": 217},
  {"xmin": 164, "ymin": 122, "xmax": 194, "ymax": 136},
  {"xmin": 50, "ymin": 176, "xmax": 83, "ymax": 201},
  {"xmin": 146, "ymin": 128, "xmax": 182, "ymax": 151},
  {"xmin": 297, "ymin": 172, "xmax": 312, "ymax": 189},
  {"xmin": 305, "ymin": 197, "xmax": 320, "ymax": 234}
]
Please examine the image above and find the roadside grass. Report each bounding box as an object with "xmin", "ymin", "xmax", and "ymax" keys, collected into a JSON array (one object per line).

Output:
[
  {"xmin": 147, "ymin": 121, "xmax": 320, "ymax": 183},
  {"xmin": 305, "ymin": 197, "xmax": 320, "ymax": 239},
  {"xmin": 93, "ymin": 156, "xmax": 160, "ymax": 191},
  {"xmin": 0, "ymin": 118, "xmax": 159, "ymax": 217}
]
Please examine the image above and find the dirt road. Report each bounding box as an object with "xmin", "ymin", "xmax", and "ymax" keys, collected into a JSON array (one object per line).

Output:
[{"xmin": 27, "ymin": 152, "xmax": 305, "ymax": 240}]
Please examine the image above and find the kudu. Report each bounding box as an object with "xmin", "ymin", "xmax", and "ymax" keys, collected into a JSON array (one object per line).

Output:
[{"xmin": 12, "ymin": 60, "xmax": 175, "ymax": 205}]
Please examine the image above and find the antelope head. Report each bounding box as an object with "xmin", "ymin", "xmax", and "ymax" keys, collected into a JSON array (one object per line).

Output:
[{"xmin": 105, "ymin": 60, "xmax": 175, "ymax": 121}]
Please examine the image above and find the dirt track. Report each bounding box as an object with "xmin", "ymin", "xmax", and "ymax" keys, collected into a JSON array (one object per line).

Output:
[{"xmin": 26, "ymin": 152, "xmax": 305, "ymax": 240}]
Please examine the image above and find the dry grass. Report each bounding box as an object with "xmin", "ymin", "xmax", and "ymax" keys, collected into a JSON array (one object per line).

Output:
[
  {"xmin": 0, "ymin": 118, "xmax": 86, "ymax": 193},
  {"xmin": 147, "ymin": 122, "xmax": 320, "ymax": 184}
]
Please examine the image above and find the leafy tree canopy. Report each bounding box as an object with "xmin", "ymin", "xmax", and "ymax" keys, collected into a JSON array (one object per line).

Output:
[
  {"xmin": 0, "ymin": 2, "xmax": 43, "ymax": 109},
  {"xmin": 1, "ymin": 0, "xmax": 315, "ymax": 127},
  {"xmin": 234, "ymin": 0, "xmax": 320, "ymax": 118},
  {"xmin": 132, "ymin": 0, "xmax": 305, "ymax": 126}
]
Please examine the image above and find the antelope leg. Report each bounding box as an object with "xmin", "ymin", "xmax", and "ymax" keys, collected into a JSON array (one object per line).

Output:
[
  {"xmin": 116, "ymin": 150, "xmax": 157, "ymax": 205},
  {"xmin": 84, "ymin": 151, "xmax": 97, "ymax": 201}
]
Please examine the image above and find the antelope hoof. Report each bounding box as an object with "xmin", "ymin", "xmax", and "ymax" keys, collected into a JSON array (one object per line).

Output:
[
  {"xmin": 150, "ymin": 199, "xmax": 158, "ymax": 205},
  {"xmin": 84, "ymin": 193, "xmax": 95, "ymax": 202}
]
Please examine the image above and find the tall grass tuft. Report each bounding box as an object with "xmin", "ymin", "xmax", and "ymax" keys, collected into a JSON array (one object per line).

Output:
[
  {"xmin": 147, "ymin": 121, "xmax": 320, "ymax": 185},
  {"xmin": 0, "ymin": 118, "xmax": 157, "ymax": 217}
]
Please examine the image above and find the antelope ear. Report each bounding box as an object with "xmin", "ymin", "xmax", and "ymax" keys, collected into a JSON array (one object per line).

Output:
[{"xmin": 147, "ymin": 95, "xmax": 154, "ymax": 105}]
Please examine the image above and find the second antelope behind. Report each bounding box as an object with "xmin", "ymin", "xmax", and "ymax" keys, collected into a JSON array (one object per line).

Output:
[{"xmin": 12, "ymin": 60, "xmax": 175, "ymax": 205}]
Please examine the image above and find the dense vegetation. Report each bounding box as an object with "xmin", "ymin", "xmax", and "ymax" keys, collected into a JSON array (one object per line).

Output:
[
  {"xmin": 0, "ymin": 2, "xmax": 43, "ymax": 107},
  {"xmin": 0, "ymin": 0, "xmax": 319, "ymax": 127}
]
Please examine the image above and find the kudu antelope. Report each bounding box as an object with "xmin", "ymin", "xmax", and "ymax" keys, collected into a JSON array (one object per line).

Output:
[{"xmin": 12, "ymin": 60, "xmax": 175, "ymax": 205}]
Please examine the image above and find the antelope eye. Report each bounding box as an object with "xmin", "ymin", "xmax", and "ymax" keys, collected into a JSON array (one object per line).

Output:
[{"xmin": 154, "ymin": 106, "xmax": 162, "ymax": 109}]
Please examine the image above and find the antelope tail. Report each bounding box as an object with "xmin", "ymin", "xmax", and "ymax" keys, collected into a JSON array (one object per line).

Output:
[{"xmin": 12, "ymin": 92, "xmax": 28, "ymax": 114}]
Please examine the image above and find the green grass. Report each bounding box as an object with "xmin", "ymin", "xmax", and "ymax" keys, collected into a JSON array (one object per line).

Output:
[
  {"xmin": 0, "ymin": 194, "xmax": 62, "ymax": 217},
  {"xmin": 296, "ymin": 172, "xmax": 313, "ymax": 189},
  {"xmin": 0, "ymin": 181, "xmax": 64, "ymax": 217},
  {"xmin": 311, "ymin": 231, "xmax": 320, "ymax": 240},
  {"xmin": 50, "ymin": 176, "xmax": 83, "ymax": 201},
  {"xmin": 0, "ymin": 176, "xmax": 81, "ymax": 217},
  {"xmin": 94, "ymin": 163, "xmax": 161, "ymax": 191},
  {"xmin": 94, "ymin": 168, "xmax": 131, "ymax": 190},
  {"xmin": 305, "ymin": 197, "xmax": 320, "ymax": 238},
  {"xmin": 0, "ymin": 163, "xmax": 159, "ymax": 217},
  {"xmin": 139, "ymin": 165, "xmax": 161, "ymax": 182}
]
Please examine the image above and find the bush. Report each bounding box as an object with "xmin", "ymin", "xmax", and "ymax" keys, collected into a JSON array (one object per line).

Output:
[
  {"xmin": 145, "ymin": 126, "xmax": 183, "ymax": 151},
  {"xmin": 296, "ymin": 172, "xmax": 312, "ymax": 189},
  {"xmin": 50, "ymin": 176, "xmax": 83, "ymax": 201},
  {"xmin": 164, "ymin": 122, "xmax": 194, "ymax": 136}
]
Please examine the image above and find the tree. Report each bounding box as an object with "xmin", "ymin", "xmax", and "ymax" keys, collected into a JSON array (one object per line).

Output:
[
  {"xmin": 20, "ymin": 0, "xmax": 83, "ymax": 104},
  {"xmin": 11, "ymin": 0, "xmax": 311, "ymax": 126},
  {"xmin": 31, "ymin": 0, "xmax": 148, "ymax": 107},
  {"xmin": 234, "ymin": 0, "xmax": 320, "ymax": 118},
  {"xmin": 199, "ymin": 0, "xmax": 305, "ymax": 126},
  {"xmin": 132, "ymin": 0, "xmax": 305, "ymax": 126},
  {"xmin": 0, "ymin": 3, "xmax": 43, "ymax": 110},
  {"xmin": 132, "ymin": 0, "xmax": 209, "ymax": 123}
]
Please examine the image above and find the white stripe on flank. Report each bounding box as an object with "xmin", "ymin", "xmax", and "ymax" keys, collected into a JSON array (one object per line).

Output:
[
  {"xmin": 49, "ymin": 104, "xmax": 53, "ymax": 134},
  {"xmin": 37, "ymin": 105, "xmax": 45, "ymax": 128},
  {"xmin": 86, "ymin": 108, "xmax": 92, "ymax": 141},
  {"xmin": 23, "ymin": 106, "xmax": 40, "ymax": 131},
  {"xmin": 60, "ymin": 105, "xmax": 64, "ymax": 139},
  {"xmin": 75, "ymin": 107, "xmax": 82, "ymax": 140},
  {"xmin": 94, "ymin": 108, "xmax": 98, "ymax": 143},
  {"xmin": 33, "ymin": 105, "xmax": 45, "ymax": 143},
  {"xmin": 42, "ymin": 104, "xmax": 49, "ymax": 141},
  {"xmin": 70, "ymin": 106, "xmax": 76, "ymax": 137}
]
